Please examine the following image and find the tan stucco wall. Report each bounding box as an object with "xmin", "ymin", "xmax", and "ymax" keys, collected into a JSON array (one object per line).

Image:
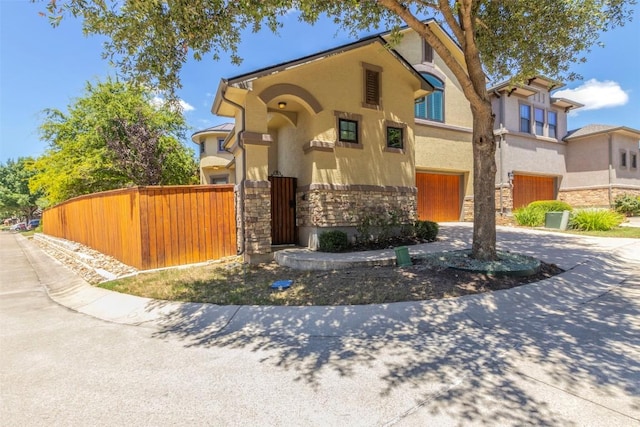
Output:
[
  {"xmin": 497, "ymin": 134, "xmax": 567, "ymax": 185},
  {"xmin": 392, "ymin": 30, "xmax": 473, "ymax": 129},
  {"xmin": 496, "ymin": 86, "xmax": 567, "ymax": 139},
  {"xmin": 194, "ymin": 132, "xmax": 234, "ymax": 184},
  {"xmin": 565, "ymin": 133, "xmax": 640, "ymax": 189},
  {"xmin": 240, "ymin": 42, "xmax": 420, "ymax": 188}
]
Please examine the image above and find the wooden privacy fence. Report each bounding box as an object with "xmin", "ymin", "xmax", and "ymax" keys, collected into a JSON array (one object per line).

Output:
[{"xmin": 43, "ymin": 186, "xmax": 237, "ymax": 270}]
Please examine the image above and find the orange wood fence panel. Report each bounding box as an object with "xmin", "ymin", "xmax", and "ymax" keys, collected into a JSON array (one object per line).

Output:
[{"xmin": 42, "ymin": 186, "xmax": 236, "ymax": 270}]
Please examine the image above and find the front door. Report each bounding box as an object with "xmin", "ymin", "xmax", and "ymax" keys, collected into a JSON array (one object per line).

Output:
[{"xmin": 269, "ymin": 176, "xmax": 297, "ymax": 245}]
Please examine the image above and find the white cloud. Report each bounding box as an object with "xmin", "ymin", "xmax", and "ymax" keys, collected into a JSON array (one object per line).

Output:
[
  {"xmin": 554, "ymin": 79, "xmax": 629, "ymax": 111},
  {"xmin": 150, "ymin": 96, "xmax": 195, "ymax": 113}
]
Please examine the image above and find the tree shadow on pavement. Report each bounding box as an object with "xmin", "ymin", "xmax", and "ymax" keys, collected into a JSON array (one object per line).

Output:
[{"xmin": 147, "ymin": 226, "xmax": 640, "ymax": 425}]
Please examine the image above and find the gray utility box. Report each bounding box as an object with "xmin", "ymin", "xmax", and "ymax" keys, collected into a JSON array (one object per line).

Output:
[{"xmin": 545, "ymin": 210, "xmax": 571, "ymax": 230}]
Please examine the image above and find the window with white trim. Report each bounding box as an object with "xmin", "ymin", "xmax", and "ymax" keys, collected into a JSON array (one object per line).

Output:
[
  {"xmin": 534, "ymin": 108, "xmax": 544, "ymax": 136},
  {"xmin": 548, "ymin": 111, "xmax": 557, "ymax": 139}
]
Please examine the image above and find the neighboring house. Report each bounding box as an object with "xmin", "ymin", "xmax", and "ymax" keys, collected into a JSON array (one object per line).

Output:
[
  {"xmin": 191, "ymin": 123, "xmax": 235, "ymax": 184},
  {"xmin": 212, "ymin": 35, "xmax": 433, "ymax": 260},
  {"xmin": 490, "ymin": 77, "xmax": 640, "ymax": 211},
  {"xmin": 561, "ymin": 125, "xmax": 640, "ymax": 207},
  {"xmin": 490, "ymin": 76, "xmax": 582, "ymax": 211}
]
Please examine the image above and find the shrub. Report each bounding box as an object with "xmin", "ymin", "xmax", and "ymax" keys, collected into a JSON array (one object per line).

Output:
[
  {"xmin": 355, "ymin": 208, "xmax": 401, "ymax": 244},
  {"xmin": 528, "ymin": 200, "xmax": 573, "ymax": 212},
  {"xmin": 514, "ymin": 200, "xmax": 573, "ymax": 227},
  {"xmin": 569, "ymin": 209, "xmax": 625, "ymax": 231},
  {"xmin": 318, "ymin": 230, "xmax": 349, "ymax": 252},
  {"xmin": 414, "ymin": 220, "xmax": 439, "ymax": 241},
  {"xmin": 614, "ymin": 194, "xmax": 640, "ymax": 217},
  {"xmin": 513, "ymin": 206, "xmax": 545, "ymax": 227}
]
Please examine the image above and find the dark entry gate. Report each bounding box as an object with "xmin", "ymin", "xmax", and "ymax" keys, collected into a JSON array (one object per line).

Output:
[{"xmin": 269, "ymin": 176, "xmax": 297, "ymax": 245}]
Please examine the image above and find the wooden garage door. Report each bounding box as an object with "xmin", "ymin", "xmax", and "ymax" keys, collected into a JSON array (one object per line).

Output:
[
  {"xmin": 513, "ymin": 175, "xmax": 555, "ymax": 209},
  {"xmin": 416, "ymin": 173, "xmax": 461, "ymax": 222}
]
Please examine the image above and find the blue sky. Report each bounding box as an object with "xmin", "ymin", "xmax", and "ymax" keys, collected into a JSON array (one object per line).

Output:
[{"xmin": 1, "ymin": 1, "xmax": 639, "ymax": 163}]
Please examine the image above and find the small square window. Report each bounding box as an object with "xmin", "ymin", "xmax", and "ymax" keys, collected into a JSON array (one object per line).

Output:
[
  {"xmin": 217, "ymin": 138, "xmax": 226, "ymax": 152},
  {"xmin": 387, "ymin": 126, "xmax": 403, "ymax": 149},
  {"xmin": 339, "ymin": 119, "xmax": 358, "ymax": 144}
]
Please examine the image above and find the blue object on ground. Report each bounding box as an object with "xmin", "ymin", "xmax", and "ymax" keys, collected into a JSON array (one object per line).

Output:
[{"xmin": 271, "ymin": 280, "xmax": 293, "ymax": 290}]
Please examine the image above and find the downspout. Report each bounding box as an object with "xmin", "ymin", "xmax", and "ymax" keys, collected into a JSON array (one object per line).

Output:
[
  {"xmin": 221, "ymin": 90, "xmax": 247, "ymax": 255},
  {"xmin": 608, "ymin": 132, "xmax": 613, "ymax": 206}
]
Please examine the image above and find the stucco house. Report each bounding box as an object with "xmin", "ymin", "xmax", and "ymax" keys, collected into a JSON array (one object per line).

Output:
[
  {"xmin": 561, "ymin": 124, "xmax": 640, "ymax": 207},
  {"xmin": 197, "ymin": 21, "xmax": 639, "ymax": 261},
  {"xmin": 191, "ymin": 123, "xmax": 235, "ymax": 184},
  {"xmin": 490, "ymin": 77, "xmax": 640, "ymax": 211},
  {"xmin": 211, "ymin": 35, "xmax": 435, "ymax": 260}
]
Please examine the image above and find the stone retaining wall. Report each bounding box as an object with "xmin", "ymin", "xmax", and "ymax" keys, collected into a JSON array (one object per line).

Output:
[{"xmin": 559, "ymin": 187, "xmax": 640, "ymax": 208}]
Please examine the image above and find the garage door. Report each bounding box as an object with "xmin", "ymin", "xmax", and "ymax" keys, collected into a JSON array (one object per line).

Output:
[
  {"xmin": 416, "ymin": 173, "xmax": 462, "ymax": 222},
  {"xmin": 513, "ymin": 175, "xmax": 556, "ymax": 209}
]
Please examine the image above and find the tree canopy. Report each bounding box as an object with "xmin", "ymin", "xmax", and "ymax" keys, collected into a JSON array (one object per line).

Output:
[
  {"xmin": 0, "ymin": 157, "xmax": 45, "ymax": 221},
  {"xmin": 30, "ymin": 79, "xmax": 197, "ymax": 206},
  {"xmin": 41, "ymin": 0, "xmax": 635, "ymax": 259}
]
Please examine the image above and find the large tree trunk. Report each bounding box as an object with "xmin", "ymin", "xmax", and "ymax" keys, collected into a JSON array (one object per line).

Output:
[{"xmin": 471, "ymin": 101, "xmax": 497, "ymax": 261}]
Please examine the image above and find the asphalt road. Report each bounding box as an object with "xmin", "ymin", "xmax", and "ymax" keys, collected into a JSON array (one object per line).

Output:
[{"xmin": 1, "ymin": 230, "xmax": 640, "ymax": 426}]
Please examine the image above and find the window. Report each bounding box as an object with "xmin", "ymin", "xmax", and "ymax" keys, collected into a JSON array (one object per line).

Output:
[
  {"xmin": 423, "ymin": 40, "xmax": 434, "ymax": 63},
  {"xmin": 217, "ymin": 138, "xmax": 226, "ymax": 152},
  {"xmin": 548, "ymin": 111, "xmax": 557, "ymax": 139},
  {"xmin": 362, "ymin": 62, "xmax": 382, "ymax": 109},
  {"xmin": 339, "ymin": 119, "xmax": 358, "ymax": 143},
  {"xmin": 199, "ymin": 141, "xmax": 205, "ymax": 155},
  {"xmin": 415, "ymin": 74, "xmax": 444, "ymax": 122},
  {"xmin": 210, "ymin": 176, "xmax": 228, "ymax": 184},
  {"xmin": 621, "ymin": 151, "xmax": 627, "ymax": 168},
  {"xmin": 386, "ymin": 126, "xmax": 404, "ymax": 149},
  {"xmin": 520, "ymin": 104, "xmax": 531, "ymax": 133},
  {"xmin": 631, "ymin": 153, "xmax": 638, "ymax": 169},
  {"xmin": 534, "ymin": 108, "xmax": 544, "ymax": 136}
]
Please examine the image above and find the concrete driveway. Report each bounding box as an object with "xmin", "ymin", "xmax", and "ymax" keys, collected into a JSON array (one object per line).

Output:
[{"xmin": 1, "ymin": 225, "xmax": 639, "ymax": 426}]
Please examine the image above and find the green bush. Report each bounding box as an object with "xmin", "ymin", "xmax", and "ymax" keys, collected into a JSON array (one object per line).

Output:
[
  {"xmin": 614, "ymin": 194, "xmax": 640, "ymax": 216},
  {"xmin": 414, "ymin": 220, "xmax": 439, "ymax": 242},
  {"xmin": 514, "ymin": 200, "xmax": 573, "ymax": 227},
  {"xmin": 513, "ymin": 206, "xmax": 546, "ymax": 227},
  {"xmin": 569, "ymin": 209, "xmax": 625, "ymax": 231},
  {"xmin": 318, "ymin": 230, "xmax": 349, "ymax": 252},
  {"xmin": 528, "ymin": 200, "xmax": 573, "ymax": 212}
]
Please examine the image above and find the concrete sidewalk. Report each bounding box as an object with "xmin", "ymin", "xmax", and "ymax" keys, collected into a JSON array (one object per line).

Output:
[{"xmin": 12, "ymin": 223, "xmax": 640, "ymax": 335}]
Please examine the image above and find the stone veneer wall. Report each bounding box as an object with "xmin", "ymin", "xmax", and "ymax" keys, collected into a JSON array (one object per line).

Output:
[
  {"xmin": 462, "ymin": 196, "xmax": 474, "ymax": 221},
  {"xmin": 495, "ymin": 184, "xmax": 514, "ymax": 214},
  {"xmin": 559, "ymin": 186, "xmax": 640, "ymax": 208},
  {"xmin": 243, "ymin": 181, "xmax": 272, "ymax": 255},
  {"xmin": 297, "ymin": 185, "xmax": 417, "ymax": 228}
]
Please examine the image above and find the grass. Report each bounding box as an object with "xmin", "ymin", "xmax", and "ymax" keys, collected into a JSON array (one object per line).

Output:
[
  {"xmin": 559, "ymin": 226, "xmax": 640, "ymax": 238},
  {"xmin": 99, "ymin": 256, "xmax": 561, "ymax": 306}
]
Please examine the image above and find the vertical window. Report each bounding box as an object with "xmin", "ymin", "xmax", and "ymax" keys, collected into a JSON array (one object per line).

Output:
[
  {"xmin": 217, "ymin": 137, "xmax": 226, "ymax": 152},
  {"xmin": 199, "ymin": 141, "xmax": 205, "ymax": 155},
  {"xmin": 631, "ymin": 153, "xmax": 637, "ymax": 169},
  {"xmin": 548, "ymin": 111, "xmax": 557, "ymax": 139},
  {"xmin": 534, "ymin": 108, "xmax": 544, "ymax": 136},
  {"xmin": 415, "ymin": 74, "xmax": 444, "ymax": 122},
  {"xmin": 386, "ymin": 126, "xmax": 404, "ymax": 149},
  {"xmin": 339, "ymin": 119, "xmax": 358, "ymax": 143},
  {"xmin": 362, "ymin": 62, "xmax": 382, "ymax": 108},
  {"xmin": 520, "ymin": 104, "xmax": 531, "ymax": 133},
  {"xmin": 423, "ymin": 40, "xmax": 434, "ymax": 63},
  {"xmin": 621, "ymin": 151, "xmax": 627, "ymax": 168}
]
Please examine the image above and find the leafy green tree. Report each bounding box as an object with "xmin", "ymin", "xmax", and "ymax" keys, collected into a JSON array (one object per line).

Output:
[
  {"xmin": 0, "ymin": 157, "xmax": 45, "ymax": 221},
  {"xmin": 31, "ymin": 79, "xmax": 197, "ymax": 205},
  {"xmin": 41, "ymin": 0, "xmax": 634, "ymax": 259}
]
